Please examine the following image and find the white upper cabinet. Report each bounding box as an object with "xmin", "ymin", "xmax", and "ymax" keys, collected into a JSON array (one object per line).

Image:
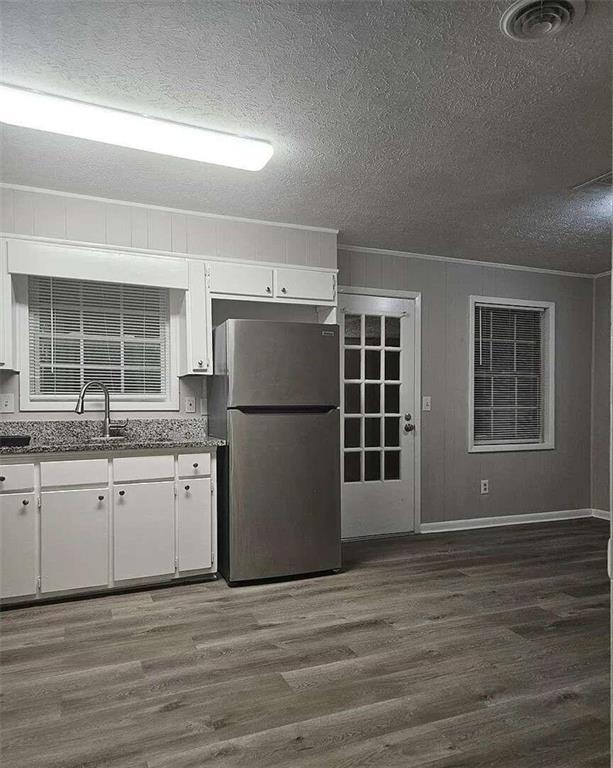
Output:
[
  {"xmin": 209, "ymin": 261, "xmax": 274, "ymax": 298},
  {"xmin": 178, "ymin": 259, "xmax": 212, "ymax": 375},
  {"xmin": 0, "ymin": 240, "xmax": 15, "ymax": 370},
  {"xmin": 208, "ymin": 260, "xmax": 336, "ymax": 305},
  {"xmin": 275, "ymin": 268, "xmax": 336, "ymax": 303}
]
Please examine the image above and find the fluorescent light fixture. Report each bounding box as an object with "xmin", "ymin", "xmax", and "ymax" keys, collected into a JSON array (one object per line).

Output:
[{"xmin": 0, "ymin": 83, "xmax": 273, "ymax": 171}]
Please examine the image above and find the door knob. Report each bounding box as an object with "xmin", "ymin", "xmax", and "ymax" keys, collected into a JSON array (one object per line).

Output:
[
  {"xmin": 404, "ymin": 423, "xmax": 416, "ymax": 433},
  {"xmin": 404, "ymin": 413, "xmax": 412, "ymax": 421}
]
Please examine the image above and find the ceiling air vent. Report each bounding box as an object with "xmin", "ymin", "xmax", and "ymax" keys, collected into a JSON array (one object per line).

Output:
[{"xmin": 500, "ymin": 0, "xmax": 586, "ymax": 41}]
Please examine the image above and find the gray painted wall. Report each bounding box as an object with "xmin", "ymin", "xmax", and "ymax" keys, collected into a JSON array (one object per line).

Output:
[
  {"xmin": 591, "ymin": 274, "xmax": 611, "ymax": 512},
  {"xmin": 338, "ymin": 247, "xmax": 594, "ymax": 524}
]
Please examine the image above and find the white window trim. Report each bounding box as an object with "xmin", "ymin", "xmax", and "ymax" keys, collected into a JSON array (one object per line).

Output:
[
  {"xmin": 468, "ymin": 295, "xmax": 555, "ymax": 453},
  {"xmin": 14, "ymin": 276, "xmax": 180, "ymax": 412}
]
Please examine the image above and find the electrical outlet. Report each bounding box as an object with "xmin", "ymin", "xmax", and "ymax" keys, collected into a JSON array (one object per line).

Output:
[
  {"xmin": 480, "ymin": 479, "xmax": 489, "ymax": 495},
  {"xmin": 184, "ymin": 396, "xmax": 196, "ymax": 414},
  {"xmin": 0, "ymin": 393, "xmax": 15, "ymax": 413},
  {"xmin": 422, "ymin": 396, "xmax": 432, "ymax": 412}
]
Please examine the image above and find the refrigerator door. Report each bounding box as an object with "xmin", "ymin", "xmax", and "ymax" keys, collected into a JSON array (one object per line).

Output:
[
  {"xmin": 225, "ymin": 320, "xmax": 339, "ymax": 408},
  {"xmin": 227, "ymin": 408, "xmax": 341, "ymax": 582}
]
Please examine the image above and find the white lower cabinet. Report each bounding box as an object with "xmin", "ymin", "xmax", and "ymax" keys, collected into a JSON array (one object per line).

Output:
[
  {"xmin": 177, "ymin": 478, "xmax": 212, "ymax": 571},
  {"xmin": 114, "ymin": 481, "xmax": 175, "ymax": 581},
  {"xmin": 41, "ymin": 489, "xmax": 109, "ymax": 593},
  {"xmin": 0, "ymin": 492, "xmax": 37, "ymax": 598}
]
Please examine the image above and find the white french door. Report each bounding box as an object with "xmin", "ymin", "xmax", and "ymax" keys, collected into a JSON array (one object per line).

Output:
[{"xmin": 340, "ymin": 292, "xmax": 418, "ymax": 538}]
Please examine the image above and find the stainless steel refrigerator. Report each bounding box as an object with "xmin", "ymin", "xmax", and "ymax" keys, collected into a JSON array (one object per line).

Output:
[{"xmin": 209, "ymin": 319, "xmax": 341, "ymax": 585}]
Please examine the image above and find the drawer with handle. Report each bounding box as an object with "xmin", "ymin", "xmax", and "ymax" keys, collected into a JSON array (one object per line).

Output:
[
  {"xmin": 177, "ymin": 453, "xmax": 211, "ymax": 478},
  {"xmin": 0, "ymin": 464, "xmax": 35, "ymax": 493}
]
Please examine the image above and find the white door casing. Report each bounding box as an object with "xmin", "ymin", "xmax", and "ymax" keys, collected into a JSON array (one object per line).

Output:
[{"xmin": 339, "ymin": 290, "xmax": 420, "ymax": 539}]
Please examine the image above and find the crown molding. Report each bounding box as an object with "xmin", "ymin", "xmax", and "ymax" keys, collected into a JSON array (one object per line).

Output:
[
  {"xmin": 338, "ymin": 243, "xmax": 599, "ymax": 280},
  {"xmin": 0, "ymin": 183, "xmax": 339, "ymax": 235}
]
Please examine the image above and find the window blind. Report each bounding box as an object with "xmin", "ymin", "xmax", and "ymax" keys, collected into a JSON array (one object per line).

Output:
[
  {"xmin": 473, "ymin": 304, "xmax": 544, "ymax": 445},
  {"xmin": 28, "ymin": 276, "xmax": 170, "ymax": 400}
]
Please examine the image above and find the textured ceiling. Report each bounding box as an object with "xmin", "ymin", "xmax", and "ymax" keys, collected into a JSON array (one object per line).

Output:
[{"xmin": 1, "ymin": 0, "xmax": 611, "ymax": 273}]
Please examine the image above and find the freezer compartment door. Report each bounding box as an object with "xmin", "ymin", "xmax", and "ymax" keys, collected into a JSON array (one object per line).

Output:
[
  {"xmin": 227, "ymin": 409, "xmax": 341, "ymax": 582},
  {"xmin": 226, "ymin": 320, "xmax": 340, "ymax": 408}
]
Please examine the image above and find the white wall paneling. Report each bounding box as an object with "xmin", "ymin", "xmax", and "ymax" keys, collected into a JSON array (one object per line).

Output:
[{"xmin": 1, "ymin": 185, "xmax": 338, "ymax": 269}]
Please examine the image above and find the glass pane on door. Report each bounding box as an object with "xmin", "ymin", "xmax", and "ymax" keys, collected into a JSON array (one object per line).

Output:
[{"xmin": 342, "ymin": 309, "xmax": 403, "ymax": 483}]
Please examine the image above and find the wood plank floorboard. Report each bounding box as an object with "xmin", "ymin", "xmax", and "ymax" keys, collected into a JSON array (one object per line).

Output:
[{"xmin": 0, "ymin": 518, "xmax": 609, "ymax": 767}]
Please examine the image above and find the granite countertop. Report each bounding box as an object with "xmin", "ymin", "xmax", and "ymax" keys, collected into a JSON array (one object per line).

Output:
[
  {"xmin": 0, "ymin": 437, "xmax": 226, "ymax": 457},
  {"xmin": 0, "ymin": 419, "xmax": 225, "ymax": 457}
]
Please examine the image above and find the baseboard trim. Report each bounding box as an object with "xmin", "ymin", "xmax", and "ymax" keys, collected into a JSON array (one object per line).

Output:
[
  {"xmin": 591, "ymin": 509, "xmax": 611, "ymax": 521},
  {"xmin": 419, "ymin": 509, "xmax": 601, "ymax": 534}
]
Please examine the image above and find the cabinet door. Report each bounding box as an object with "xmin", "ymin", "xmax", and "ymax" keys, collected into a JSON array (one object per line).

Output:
[
  {"xmin": 0, "ymin": 492, "xmax": 37, "ymax": 598},
  {"xmin": 177, "ymin": 478, "xmax": 212, "ymax": 572},
  {"xmin": 209, "ymin": 261, "xmax": 274, "ymax": 298},
  {"xmin": 114, "ymin": 481, "xmax": 175, "ymax": 581},
  {"xmin": 275, "ymin": 268, "xmax": 335, "ymax": 302},
  {"xmin": 41, "ymin": 489, "xmax": 109, "ymax": 593},
  {"xmin": 0, "ymin": 242, "xmax": 14, "ymax": 370},
  {"xmin": 184, "ymin": 259, "xmax": 211, "ymax": 374}
]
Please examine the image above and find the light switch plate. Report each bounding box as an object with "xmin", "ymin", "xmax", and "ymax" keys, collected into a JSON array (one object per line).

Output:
[
  {"xmin": 184, "ymin": 396, "xmax": 196, "ymax": 414},
  {"xmin": 0, "ymin": 393, "xmax": 15, "ymax": 413},
  {"xmin": 422, "ymin": 396, "xmax": 432, "ymax": 411}
]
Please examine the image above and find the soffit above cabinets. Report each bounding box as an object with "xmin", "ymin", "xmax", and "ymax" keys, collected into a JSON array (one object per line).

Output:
[{"xmin": 7, "ymin": 239, "xmax": 190, "ymax": 290}]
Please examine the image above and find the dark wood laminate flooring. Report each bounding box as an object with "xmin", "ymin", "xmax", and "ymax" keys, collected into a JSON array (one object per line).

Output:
[{"xmin": 0, "ymin": 519, "xmax": 610, "ymax": 768}]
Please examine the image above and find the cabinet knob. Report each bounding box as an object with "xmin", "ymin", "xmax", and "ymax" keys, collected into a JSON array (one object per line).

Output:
[
  {"xmin": 22, "ymin": 499, "xmax": 29, "ymax": 506},
  {"xmin": 266, "ymin": 286, "xmax": 271, "ymax": 293},
  {"xmin": 0, "ymin": 476, "xmax": 5, "ymax": 482},
  {"xmin": 193, "ymin": 462, "xmax": 199, "ymax": 468},
  {"xmin": 118, "ymin": 490, "xmax": 126, "ymax": 497},
  {"xmin": 98, "ymin": 495, "xmax": 104, "ymax": 501},
  {"xmin": 197, "ymin": 360, "xmax": 204, "ymax": 367},
  {"xmin": 281, "ymin": 287, "xmax": 287, "ymax": 294},
  {"xmin": 184, "ymin": 485, "xmax": 190, "ymax": 491}
]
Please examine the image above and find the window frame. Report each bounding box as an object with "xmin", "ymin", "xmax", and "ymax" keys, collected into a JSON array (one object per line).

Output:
[
  {"xmin": 15, "ymin": 275, "xmax": 181, "ymax": 412},
  {"xmin": 468, "ymin": 295, "xmax": 555, "ymax": 453}
]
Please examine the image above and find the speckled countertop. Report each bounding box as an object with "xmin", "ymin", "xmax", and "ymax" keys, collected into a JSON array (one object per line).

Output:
[{"xmin": 0, "ymin": 419, "xmax": 225, "ymax": 457}]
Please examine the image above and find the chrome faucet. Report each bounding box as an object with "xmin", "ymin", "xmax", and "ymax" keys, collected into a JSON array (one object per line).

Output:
[{"xmin": 74, "ymin": 381, "xmax": 127, "ymax": 438}]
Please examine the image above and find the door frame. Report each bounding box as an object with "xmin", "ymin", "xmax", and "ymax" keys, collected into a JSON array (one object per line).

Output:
[{"xmin": 338, "ymin": 286, "xmax": 422, "ymax": 534}]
